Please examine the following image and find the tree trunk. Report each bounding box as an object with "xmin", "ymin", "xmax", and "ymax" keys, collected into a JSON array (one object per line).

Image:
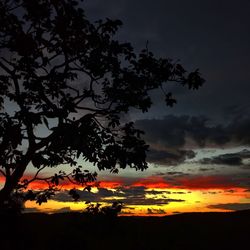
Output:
[
  {"xmin": 0, "ymin": 188, "xmax": 8, "ymax": 207},
  {"xmin": 0, "ymin": 177, "xmax": 18, "ymax": 212},
  {"xmin": 0, "ymin": 179, "xmax": 20, "ymax": 249},
  {"xmin": 0, "ymin": 155, "xmax": 31, "ymax": 213}
]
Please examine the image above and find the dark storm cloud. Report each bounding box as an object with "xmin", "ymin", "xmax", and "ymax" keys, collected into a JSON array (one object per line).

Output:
[
  {"xmin": 241, "ymin": 165, "xmax": 250, "ymax": 170},
  {"xmin": 200, "ymin": 155, "xmax": 242, "ymax": 166},
  {"xmin": 164, "ymin": 171, "xmax": 189, "ymax": 177},
  {"xmin": 147, "ymin": 148, "xmax": 196, "ymax": 165},
  {"xmin": 164, "ymin": 171, "xmax": 186, "ymax": 176},
  {"xmin": 98, "ymin": 188, "xmax": 122, "ymax": 197},
  {"xmin": 117, "ymin": 186, "xmax": 145, "ymax": 198},
  {"xmin": 200, "ymin": 154, "xmax": 242, "ymax": 166},
  {"xmin": 84, "ymin": 0, "xmax": 250, "ymax": 119},
  {"xmin": 135, "ymin": 115, "xmax": 227, "ymax": 148},
  {"xmin": 199, "ymin": 168, "xmax": 215, "ymax": 172},
  {"xmin": 223, "ymin": 105, "xmax": 250, "ymax": 122},
  {"xmin": 207, "ymin": 203, "xmax": 250, "ymax": 211},
  {"xmin": 135, "ymin": 115, "xmax": 250, "ymax": 150},
  {"xmin": 155, "ymin": 172, "xmax": 190, "ymax": 182},
  {"xmin": 200, "ymin": 150, "xmax": 250, "ymax": 166}
]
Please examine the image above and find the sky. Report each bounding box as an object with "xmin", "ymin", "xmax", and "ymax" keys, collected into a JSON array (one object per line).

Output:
[{"xmin": 2, "ymin": 0, "xmax": 250, "ymax": 215}]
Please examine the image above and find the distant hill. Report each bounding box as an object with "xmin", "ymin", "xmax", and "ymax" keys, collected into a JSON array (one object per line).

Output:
[{"xmin": 1, "ymin": 211, "xmax": 249, "ymax": 250}]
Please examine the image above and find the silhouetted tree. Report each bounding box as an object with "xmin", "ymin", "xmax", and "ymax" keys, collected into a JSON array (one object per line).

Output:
[
  {"xmin": 83, "ymin": 201, "xmax": 123, "ymax": 217},
  {"xmin": 0, "ymin": 0, "xmax": 204, "ymax": 212}
]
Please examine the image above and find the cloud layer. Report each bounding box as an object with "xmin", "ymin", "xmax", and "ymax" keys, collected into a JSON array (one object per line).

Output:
[
  {"xmin": 134, "ymin": 115, "xmax": 250, "ymax": 168},
  {"xmin": 53, "ymin": 186, "xmax": 185, "ymax": 206},
  {"xmin": 200, "ymin": 149, "xmax": 250, "ymax": 166}
]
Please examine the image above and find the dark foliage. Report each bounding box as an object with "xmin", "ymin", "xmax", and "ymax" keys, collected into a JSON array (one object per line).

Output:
[
  {"xmin": 83, "ymin": 201, "xmax": 123, "ymax": 217},
  {"xmin": 0, "ymin": 0, "xmax": 204, "ymax": 211}
]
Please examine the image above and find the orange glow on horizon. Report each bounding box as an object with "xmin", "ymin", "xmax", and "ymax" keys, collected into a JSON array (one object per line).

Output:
[
  {"xmin": 1, "ymin": 173, "xmax": 250, "ymax": 216},
  {"xmin": 1, "ymin": 174, "xmax": 249, "ymax": 191},
  {"xmin": 132, "ymin": 176, "xmax": 170, "ymax": 189}
]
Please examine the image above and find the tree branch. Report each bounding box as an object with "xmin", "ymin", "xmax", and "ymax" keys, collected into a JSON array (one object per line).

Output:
[
  {"xmin": 0, "ymin": 60, "xmax": 13, "ymax": 75},
  {"xmin": 0, "ymin": 169, "xmax": 6, "ymax": 177},
  {"xmin": 12, "ymin": 77, "xmax": 36, "ymax": 148},
  {"xmin": 24, "ymin": 165, "xmax": 47, "ymax": 186},
  {"xmin": 35, "ymin": 130, "xmax": 58, "ymax": 150}
]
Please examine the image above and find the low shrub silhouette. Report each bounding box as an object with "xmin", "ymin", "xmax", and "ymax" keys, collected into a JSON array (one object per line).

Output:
[{"xmin": 83, "ymin": 201, "xmax": 123, "ymax": 218}]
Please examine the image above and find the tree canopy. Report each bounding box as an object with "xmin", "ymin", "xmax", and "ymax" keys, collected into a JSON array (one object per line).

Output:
[{"xmin": 0, "ymin": 0, "xmax": 204, "ymax": 211}]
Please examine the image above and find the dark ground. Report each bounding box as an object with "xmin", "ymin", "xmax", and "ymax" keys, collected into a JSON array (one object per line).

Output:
[{"xmin": 1, "ymin": 210, "xmax": 250, "ymax": 250}]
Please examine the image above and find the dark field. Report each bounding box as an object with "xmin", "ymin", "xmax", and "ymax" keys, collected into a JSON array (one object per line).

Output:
[{"xmin": 1, "ymin": 211, "xmax": 250, "ymax": 250}]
